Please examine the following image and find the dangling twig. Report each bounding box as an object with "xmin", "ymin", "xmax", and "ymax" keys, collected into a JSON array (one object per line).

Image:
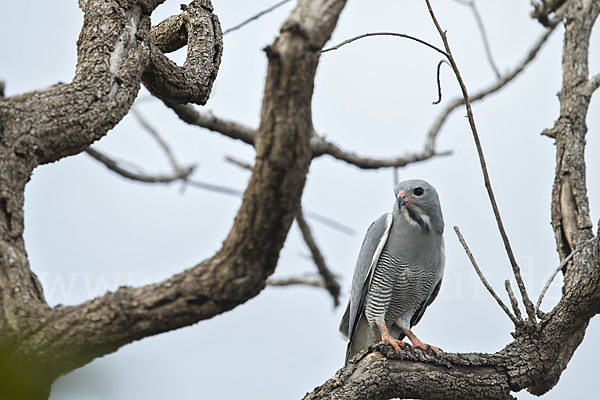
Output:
[{"xmin": 433, "ymin": 59, "xmax": 451, "ymax": 104}]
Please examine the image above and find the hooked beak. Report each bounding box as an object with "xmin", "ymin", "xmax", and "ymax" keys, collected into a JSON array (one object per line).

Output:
[{"xmin": 397, "ymin": 191, "xmax": 407, "ymax": 208}]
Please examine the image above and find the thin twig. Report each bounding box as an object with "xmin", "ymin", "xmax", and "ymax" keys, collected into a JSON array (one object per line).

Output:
[
  {"xmin": 86, "ymin": 148, "xmax": 194, "ymax": 184},
  {"xmin": 223, "ymin": 155, "xmax": 356, "ymax": 236},
  {"xmin": 454, "ymin": 0, "xmax": 500, "ymax": 78},
  {"xmin": 423, "ymin": 24, "xmax": 556, "ymax": 154},
  {"xmin": 504, "ymin": 280, "xmax": 523, "ymax": 321},
  {"xmin": 223, "ymin": 0, "xmax": 292, "ymax": 35},
  {"xmin": 302, "ymin": 210, "xmax": 356, "ymax": 236},
  {"xmin": 296, "ymin": 205, "xmax": 341, "ymax": 307},
  {"xmin": 322, "ymin": 32, "xmax": 450, "ymax": 58},
  {"xmin": 185, "ymin": 180, "xmax": 244, "ymax": 196},
  {"xmin": 426, "ymin": 0, "xmax": 538, "ymax": 326},
  {"xmin": 224, "ymin": 155, "xmax": 253, "ymax": 170},
  {"xmin": 267, "ymin": 276, "xmax": 326, "ymax": 288},
  {"xmin": 454, "ymin": 227, "xmax": 521, "ymax": 326},
  {"xmin": 536, "ymin": 236, "xmax": 597, "ymax": 315},
  {"xmin": 433, "ymin": 59, "xmax": 450, "ymax": 104},
  {"xmin": 131, "ymin": 107, "xmax": 180, "ymax": 171}
]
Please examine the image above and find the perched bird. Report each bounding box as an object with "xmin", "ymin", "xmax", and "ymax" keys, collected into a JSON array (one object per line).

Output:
[{"xmin": 339, "ymin": 179, "xmax": 445, "ymax": 363}]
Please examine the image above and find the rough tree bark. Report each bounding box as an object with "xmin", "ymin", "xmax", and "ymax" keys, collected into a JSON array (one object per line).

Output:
[
  {"xmin": 0, "ymin": 0, "xmax": 345, "ymax": 398},
  {"xmin": 0, "ymin": 0, "xmax": 598, "ymax": 399}
]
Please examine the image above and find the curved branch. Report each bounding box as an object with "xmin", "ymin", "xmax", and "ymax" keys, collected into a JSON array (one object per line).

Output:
[
  {"xmin": 143, "ymin": 0, "xmax": 223, "ymax": 104},
  {"xmin": 321, "ymin": 32, "xmax": 449, "ymax": 58},
  {"xmin": 163, "ymin": 101, "xmax": 452, "ymax": 169},
  {"xmin": 86, "ymin": 148, "xmax": 194, "ymax": 183},
  {"xmin": 25, "ymin": 0, "xmax": 349, "ymax": 378}
]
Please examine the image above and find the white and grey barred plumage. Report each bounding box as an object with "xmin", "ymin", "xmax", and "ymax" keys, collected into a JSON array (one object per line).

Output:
[{"xmin": 339, "ymin": 179, "xmax": 445, "ymax": 363}]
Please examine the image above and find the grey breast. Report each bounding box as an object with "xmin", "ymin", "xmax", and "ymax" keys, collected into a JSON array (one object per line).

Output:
[{"xmin": 366, "ymin": 247, "xmax": 438, "ymax": 332}]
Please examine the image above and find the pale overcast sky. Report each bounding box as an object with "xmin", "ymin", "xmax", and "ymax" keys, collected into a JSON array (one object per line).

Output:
[{"xmin": 1, "ymin": 1, "xmax": 599, "ymax": 399}]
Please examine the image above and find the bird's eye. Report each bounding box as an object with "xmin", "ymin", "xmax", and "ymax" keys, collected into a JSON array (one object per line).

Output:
[{"xmin": 413, "ymin": 187, "xmax": 424, "ymax": 196}]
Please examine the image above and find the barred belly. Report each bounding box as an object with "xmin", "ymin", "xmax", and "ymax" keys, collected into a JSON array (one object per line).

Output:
[{"xmin": 365, "ymin": 248, "xmax": 436, "ymax": 331}]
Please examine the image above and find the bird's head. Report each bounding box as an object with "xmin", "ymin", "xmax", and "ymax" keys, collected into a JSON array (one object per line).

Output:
[{"xmin": 394, "ymin": 179, "xmax": 444, "ymax": 233}]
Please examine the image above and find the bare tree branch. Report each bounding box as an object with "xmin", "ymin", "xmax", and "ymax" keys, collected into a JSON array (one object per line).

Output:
[
  {"xmin": 584, "ymin": 72, "xmax": 600, "ymax": 96},
  {"xmin": 322, "ymin": 31, "xmax": 449, "ymax": 57},
  {"xmin": 223, "ymin": 154, "xmax": 341, "ymax": 306},
  {"xmin": 23, "ymin": 0, "xmax": 349, "ymax": 380},
  {"xmin": 163, "ymin": 100, "xmax": 452, "ymax": 169},
  {"xmin": 454, "ymin": 0, "xmax": 500, "ymax": 78},
  {"xmin": 427, "ymin": 0, "xmax": 538, "ymax": 325},
  {"xmin": 424, "ymin": 23, "xmax": 556, "ymax": 153},
  {"xmin": 504, "ymin": 279, "xmax": 523, "ymax": 322},
  {"xmin": 85, "ymin": 148, "xmax": 194, "ymax": 184},
  {"xmin": 296, "ymin": 206, "xmax": 341, "ymax": 306},
  {"xmin": 164, "ymin": 101, "xmax": 256, "ymax": 145},
  {"xmin": 303, "ymin": 209, "xmax": 356, "ymax": 236},
  {"xmin": 454, "ymin": 227, "xmax": 521, "ymax": 326},
  {"xmin": 536, "ymin": 236, "xmax": 597, "ymax": 315},
  {"xmin": 547, "ymin": 0, "xmax": 598, "ymax": 291},
  {"xmin": 223, "ymin": 0, "xmax": 293, "ymax": 35},
  {"xmin": 310, "ymin": 135, "xmax": 452, "ymax": 169},
  {"xmin": 143, "ymin": 0, "xmax": 223, "ymax": 105},
  {"xmin": 267, "ymin": 276, "xmax": 325, "ymax": 288},
  {"xmin": 531, "ymin": 0, "xmax": 568, "ymax": 26},
  {"xmin": 433, "ymin": 59, "xmax": 451, "ymax": 104},
  {"xmin": 131, "ymin": 107, "xmax": 181, "ymax": 171}
]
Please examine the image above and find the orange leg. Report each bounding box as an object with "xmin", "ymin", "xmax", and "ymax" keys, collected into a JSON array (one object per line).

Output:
[
  {"xmin": 377, "ymin": 322, "xmax": 408, "ymax": 353},
  {"xmin": 403, "ymin": 328, "xmax": 443, "ymax": 356}
]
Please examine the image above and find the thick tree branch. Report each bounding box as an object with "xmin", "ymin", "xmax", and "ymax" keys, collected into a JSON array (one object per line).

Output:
[
  {"xmin": 23, "ymin": 0, "xmax": 348, "ymax": 379},
  {"xmin": 164, "ymin": 101, "xmax": 452, "ymax": 169},
  {"xmin": 531, "ymin": 0, "xmax": 568, "ymax": 26},
  {"xmin": 305, "ymin": 220, "xmax": 599, "ymax": 400},
  {"xmin": 143, "ymin": 0, "xmax": 223, "ymax": 104},
  {"xmin": 0, "ymin": 0, "xmax": 177, "ymax": 347},
  {"xmin": 547, "ymin": 0, "xmax": 599, "ymax": 292},
  {"xmin": 224, "ymin": 155, "xmax": 342, "ymax": 305}
]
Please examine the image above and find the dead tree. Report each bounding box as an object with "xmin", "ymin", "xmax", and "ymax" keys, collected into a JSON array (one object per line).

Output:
[{"xmin": 0, "ymin": 0, "xmax": 598, "ymax": 399}]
